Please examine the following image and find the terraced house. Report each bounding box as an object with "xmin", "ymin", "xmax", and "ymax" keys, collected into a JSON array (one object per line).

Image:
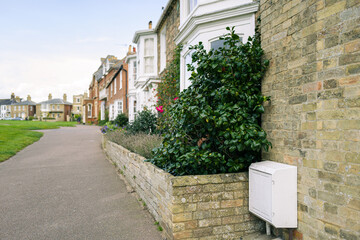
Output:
[
  {"xmin": 0, "ymin": 93, "xmax": 17, "ymax": 119},
  {"xmin": 11, "ymin": 95, "xmax": 36, "ymax": 119},
  {"xmin": 36, "ymin": 93, "xmax": 72, "ymax": 121}
]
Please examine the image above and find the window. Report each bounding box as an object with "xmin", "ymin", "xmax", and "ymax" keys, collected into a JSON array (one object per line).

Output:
[
  {"xmin": 211, "ymin": 39, "xmax": 226, "ymax": 51},
  {"xmin": 114, "ymin": 80, "xmax": 117, "ymax": 94},
  {"xmin": 110, "ymin": 84, "xmax": 113, "ymax": 97},
  {"xmin": 111, "ymin": 105, "xmax": 115, "ymax": 120},
  {"xmin": 88, "ymin": 104, "xmax": 92, "ymax": 117},
  {"xmin": 58, "ymin": 114, "xmax": 60, "ymax": 118},
  {"xmin": 76, "ymin": 98, "xmax": 80, "ymax": 103},
  {"xmin": 119, "ymin": 71, "xmax": 123, "ymax": 89},
  {"xmin": 52, "ymin": 114, "xmax": 55, "ymax": 118},
  {"xmin": 57, "ymin": 105, "xmax": 60, "ymax": 110},
  {"xmin": 160, "ymin": 27, "xmax": 166, "ymax": 70},
  {"xmin": 133, "ymin": 101, "xmax": 137, "ymax": 113},
  {"xmin": 188, "ymin": 0, "xmax": 197, "ymax": 14},
  {"xmin": 117, "ymin": 101, "xmax": 123, "ymax": 114},
  {"xmin": 22, "ymin": 106, "xmax": 25, "ymax": 110},
  {"xmin": 133, "ymin": 61, "xmax": 137, "ymax": 80},
  {"xmin": 77, "ymin": 106, "xmax": 80, "ymax": 111},
  {"xmin": 30, "ymin": 106, "xmax": 33, "ymax": 111},
  {"xmin": 144, "ymin": 38, "xmax": 154, "ymax": 73},
  {"xmin": 184, "ymin": 51, "xmax": 194, "ymax": 89}
]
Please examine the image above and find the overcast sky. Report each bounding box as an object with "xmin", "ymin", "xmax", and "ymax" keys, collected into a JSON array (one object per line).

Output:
[{"xmin": 0, "ymin": 0, "xmax": 169, "ymax": 102}]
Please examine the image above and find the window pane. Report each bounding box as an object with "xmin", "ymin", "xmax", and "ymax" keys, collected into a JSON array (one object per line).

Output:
[
  {"xmin": 211, "ymin": 39, "xmax": 226, "ymax": 51},
  {"xmin": 145, "ymin": 38, "xmax": 154, "ymax": 56}
]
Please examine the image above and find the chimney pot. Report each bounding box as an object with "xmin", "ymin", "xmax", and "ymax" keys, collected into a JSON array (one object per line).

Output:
[
  {"xmin": 27, "ymin": 95, "xmax": 31, "ymax": 101},
  {"xmin": 11, "ymin": 93, "xmax": 15, "ymax": 99},
  {"xmin": 128, "ymin": 45, "xmax": 132, "ymax": 53},
  {"xmin": 63, "ymin": 94, "xmax": 67, "ymax": 101},
  {"xmin": 148, "ymin": 21, "xmax": 152, "ymax": 29},
  {"xmin": 48, "ymin": 93, "xmax": 52, "ymax": 100},
  {"xmin": 133, "ymin": 47, "xmax": 136, "ymax": 53},
  {"xmin": 15, "ymin": 96, "xmax": 20, "ymax": 102}
]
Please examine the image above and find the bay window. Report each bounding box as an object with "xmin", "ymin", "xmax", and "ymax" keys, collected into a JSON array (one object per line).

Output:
[{"xmin": 144, "ymin": 38, "xmax": 154, "ymax": 73}]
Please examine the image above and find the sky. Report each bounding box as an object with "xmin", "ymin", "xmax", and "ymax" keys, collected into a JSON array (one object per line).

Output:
[{"xmin": 0, "ymin": 0, "xmax": 169, "ymax": 102}]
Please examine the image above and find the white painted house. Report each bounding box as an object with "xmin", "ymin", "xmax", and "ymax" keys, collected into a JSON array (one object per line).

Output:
[
  {"xmin": 128, "ymin": 22, "xmax": 160, "ymax": 122},
  {"xmin": 175, "ymin": 0, "xmax": 258, "ymax": 90}
]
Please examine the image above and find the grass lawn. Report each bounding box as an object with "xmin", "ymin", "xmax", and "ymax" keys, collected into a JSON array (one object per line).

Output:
[{"xmin": 0, "ymin": 120, "xmax": 77, "ymax": 162}]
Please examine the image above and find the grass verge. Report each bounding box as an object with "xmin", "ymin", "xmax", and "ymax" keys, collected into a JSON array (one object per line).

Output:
[{"xmin": 0, "ymin": 120, "xmax": 77, "ymax": 162}]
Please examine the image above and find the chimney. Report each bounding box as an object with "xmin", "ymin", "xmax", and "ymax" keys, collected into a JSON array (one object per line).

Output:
[
  {"xmin": 128, "ymin": 45, "xmax": 132, "ymax": 53},
  {"xmin": 84, "ymin": 92, "xmax": 88, "ymax": 99},
  {"xmin": 15, "ymin": 96, "xmax": 20, "ymax": 102},
  {"xmin": 133, "ymin": 47, "xmax": 136, "ymax": 53},
  {"xmin": 63, "ymin": 94, "xmax": 67, "ymax": 102},
  {"xmin": 48, "ymin": 93, "xmax": 52, "ymax": 100},
  {"xmin": 27, "ymin": 95, "xmax": 31, "ymax": 101},
  {"xmin": 148, "ymin": 21, "xmax": 152, "ymax": 29},
  {"xmin": 11, "ymin": 93, "xmax": 15, "ymax": 100}
]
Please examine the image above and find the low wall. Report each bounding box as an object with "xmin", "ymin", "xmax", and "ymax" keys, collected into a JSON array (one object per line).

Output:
[{"xmin": 103, "ymin": 137, "xmax": 263, "ymax": 240}]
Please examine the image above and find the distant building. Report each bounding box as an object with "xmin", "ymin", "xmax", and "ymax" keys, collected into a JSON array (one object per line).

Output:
[
  {"xmin": 11, "ymin": 95, "xmax": 36, "ymax": 119},
  {"xmin": 36, "ymin": 93, "xmax": 72, "ymax": 121},
  {"xmin": 0, "ymin": 93, "xmax": 17, "ymax": 118},
  {"xmin": 72, "ymin": 93, "xmax": 86, "ymax": 117}
]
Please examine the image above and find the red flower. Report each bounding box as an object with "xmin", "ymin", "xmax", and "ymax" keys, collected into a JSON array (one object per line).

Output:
[
  {"xmin": 174, "ymin": 97, "xmax": 179, "ymax": 100},
  {"xmin": 156, "ymin": 106, "xmax": 164, "ymax": 113}
]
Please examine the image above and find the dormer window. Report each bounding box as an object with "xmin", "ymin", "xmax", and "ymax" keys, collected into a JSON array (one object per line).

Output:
[{"xmin": 144, "ymin": 38, "xmax": 154, "ymax": 73}]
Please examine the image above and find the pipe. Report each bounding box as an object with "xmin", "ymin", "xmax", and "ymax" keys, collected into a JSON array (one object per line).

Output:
[{"xmin": 266, "ymin": 222, "xmax": 271, "ymax": 235}]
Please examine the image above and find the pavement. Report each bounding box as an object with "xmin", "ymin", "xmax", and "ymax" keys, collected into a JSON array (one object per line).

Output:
[{"xmin": 0, "ymin": 125, "xmax": 162, "ymax": 240}]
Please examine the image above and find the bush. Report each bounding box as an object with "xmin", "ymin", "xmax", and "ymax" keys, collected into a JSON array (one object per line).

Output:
[
  {"xmin": 126, "ymin": 110, "xmax": 158, "ymax": 135},
  {"xmin": 114, "ymin": 113, "xmax": 128, "ymax": 127},
  {"xmin": 98, "ymin": 120, "xmax": 107, "ymax": 126},
  {"xmin": 150, "ymin": 26, "xmax": 271, "ymax": 176},
  {"xmin": 106, "ymin": 131, "xmax": 163, "ymax": 159},
  {"xmin": 29, "ymin": 116, "xmax": 34, "ymax": 121}
]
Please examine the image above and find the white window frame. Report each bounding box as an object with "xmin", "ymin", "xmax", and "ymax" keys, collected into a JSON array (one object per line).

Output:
[
  {"xmin": 119, "ymin": 71, "xmax": 123, "ymax": 90},
  {"xmin": 144, "ymin": 38, "xmax": 154, "ymax": 74},
  {"xmin": 117, "ymin": 101, "xmax": 123, "ymax": 114},
  {"xmin": 160, "ymin": 26, "xmax": 167, "ymax": 71},
  {"xmin": 133, "ymin": 61, "xmax": 137, "ymax": 81},
  {"xmin": 111, "ymin": 104, "xmax": 115, "ymax": 120},
  {"xmin": 88, "ymin": 104, "xmax": 92, "ymax": 117},
  {"xmin": 114, "ymin": 79, "xmax": 117, "ymax": 94}
]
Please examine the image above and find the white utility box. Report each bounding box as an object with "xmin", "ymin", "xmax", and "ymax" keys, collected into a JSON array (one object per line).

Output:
[{"xmin": 249, "ymin": 161, "xmax": 297, "ymax": 228}]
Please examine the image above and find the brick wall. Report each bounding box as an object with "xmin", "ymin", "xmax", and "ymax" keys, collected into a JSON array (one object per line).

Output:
[
  {"xmin": 157, "ymin": 0, "xmax": 180, "ymax": 74},
  {"xmin": 103, "ymin": 137, "xmax": 263, "ymax": 240},
  {"xmin": 259, "ymin": 0, "xmax": 360, "ymax": 239}
]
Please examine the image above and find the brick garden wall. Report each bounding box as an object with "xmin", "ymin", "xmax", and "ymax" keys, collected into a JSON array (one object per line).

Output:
[
  {"xmin": 259, "ymin": 0, "xmax": 360, "ymax": 239},
  {"xmin": 103, "ymin": 137, "xmax": 263, "ymax": 240}
]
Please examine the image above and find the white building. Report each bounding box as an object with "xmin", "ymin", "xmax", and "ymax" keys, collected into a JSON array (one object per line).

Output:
[
  {"xmin": 0, "ymin": 100, "xmax": 12, "ymax": 119},
  {"xmin": 175, "ymin": 0, "xmax": 258, "ymax": 90},
  {"xmin": 128, "ymin": 22, "xmax": 160, "ymax": 122}
]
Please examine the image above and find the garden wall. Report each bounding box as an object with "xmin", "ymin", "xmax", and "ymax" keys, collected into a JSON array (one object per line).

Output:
[{"xmin": 103, "ymin": 137, "xmax": 264, "ymax": 240}]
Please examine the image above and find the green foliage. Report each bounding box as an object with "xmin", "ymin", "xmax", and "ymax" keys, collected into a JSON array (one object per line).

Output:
[
  {"xmin": 150, "ymin": 26, "xmax": 271, "ymax": 176},
  {"xmin": 105, "ymin": 109, "xmax": 109, "ymax": 122},
  {"xmin": 98, "ymin": 120, "xmax": 107, "ymax": 126},
  {"xmin": 74, "ymin": 114, "xmax": 81, "ymax": 119},
  {"xmin": 114, "ymin": 113, "xmax": 128, "ymax": 127},
  {"xmin": 28, "ymin": 116, "xmax": 34, "ymax": 121},
  {"xmin": 156, "ymin": 45, "xmax": 182, "ymax": 130},
  {"xmin": 126, "ymin": 110, "xmax": 158, "ymax": 135}
]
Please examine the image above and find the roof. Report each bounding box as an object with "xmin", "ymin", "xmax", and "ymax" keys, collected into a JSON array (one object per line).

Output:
[
  {"xmin": 155, "ymin": 0, "xmax": 178, "ymax": 31},
  {"xmin": 38, "ymin": 98, "xmax": 72, "ymax": 105},
  {"xmin": 132, "ymin": 29, "xmax": 156, "ymax": 43},
  {"xmin": 0, "ymin": 99, "xmax": 16, "ymax": 105},
  {"xmin": 12, "ymin": 100, "xmax": 37, "ymax": 106},
  {"xmin": 106, "ymin": 64, "xmax": 124, "ymax": 88}
]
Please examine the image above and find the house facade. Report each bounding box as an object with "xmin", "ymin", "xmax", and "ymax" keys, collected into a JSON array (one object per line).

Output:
[
  {"xmin": 72, "ymin": 93, "xmax": 86, "ymax": 117},
  {"xmin": 11, "ymin": 95, "xmax": 36, "ymax": 119},
  {"xmin": 36, "ymin": 94, "xmax": 72, "ymax": 121},
  {"xmin": 0, "ymin": 93, "xmax": 17, "ymax": 119}
]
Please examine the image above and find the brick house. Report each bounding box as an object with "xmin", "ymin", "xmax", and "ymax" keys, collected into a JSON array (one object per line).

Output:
[
  {"xmin": 11, "ymin": 95, "xmax": 36, "ymax": 119},
  {"xmin": 84, "ymin": 55, "xmax": 121, "ymax": 124},
  {"xmin": 36, "ymin": 94, "xmax": 72, "ymax": 121},
  {"xmin": 72, "ymin": 93, "xmax": 86, "ymax": 117},
  {"xmin": 106, "ymin": 57, "xmax": 131, "ymax": 121}
]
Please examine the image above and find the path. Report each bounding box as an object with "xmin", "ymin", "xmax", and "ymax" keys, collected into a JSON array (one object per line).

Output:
[{"xmin": 0, "ymin": 125, "xmax": 162, "ymax": 240}]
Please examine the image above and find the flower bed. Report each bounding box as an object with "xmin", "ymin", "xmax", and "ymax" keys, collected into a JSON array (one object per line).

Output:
[{"xmin": 103, "ymin": 136, "xmax": 263, "ymax": 240}]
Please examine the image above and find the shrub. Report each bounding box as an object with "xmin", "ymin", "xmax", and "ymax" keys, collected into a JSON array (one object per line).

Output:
[
  {"xmin": 150, "ymin": 26, "xmax": 271, "ymax": 176},
  {"xmin": 126, "ymin": 110, "xmax": 158, "ymax": 135},
  {"xmin": 98, "ymin": 120, "xmax": 107, "ymax": 126},
  {"xmin": 29, "ymin": 116, "xmax": 34, "ymax": 121},
  {"xmin": 106, "ymin": 131, "xmax": 163, "ymax": 159},
  {"xmin": 156, "ymin": 45, "xmax": 182, "ymax": 130},
  {"xmin": 114, "ymin": 113, "xmax": 128, "ymax": 127}
]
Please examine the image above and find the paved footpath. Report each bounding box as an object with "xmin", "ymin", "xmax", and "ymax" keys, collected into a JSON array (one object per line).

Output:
[{"xmin": 0, "ymin": 125, "xmax": 162, "ymax": 240}]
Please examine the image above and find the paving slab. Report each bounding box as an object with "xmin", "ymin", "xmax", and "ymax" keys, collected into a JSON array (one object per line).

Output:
[{"xmin": 0, "ymin": 125, "xmax": 162, "ymax": 240}]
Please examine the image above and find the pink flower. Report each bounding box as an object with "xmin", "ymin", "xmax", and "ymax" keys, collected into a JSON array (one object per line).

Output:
[
  {"xmin": 156, "ymin": 106, "xmax": 164, "ymax": 113},
  {"xmin": 174, "ymin": 97, "xmax": 179, "ymax": 100}
]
